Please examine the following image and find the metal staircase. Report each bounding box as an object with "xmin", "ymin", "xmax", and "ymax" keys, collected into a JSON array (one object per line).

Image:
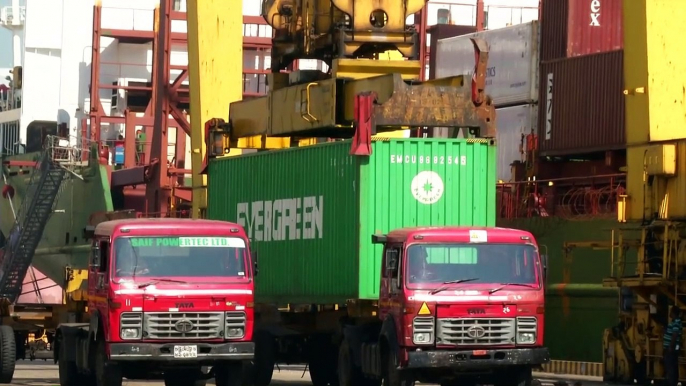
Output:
[{"xmin": 0, "ymin": 149, "xmax": 67, "ymax": 301}]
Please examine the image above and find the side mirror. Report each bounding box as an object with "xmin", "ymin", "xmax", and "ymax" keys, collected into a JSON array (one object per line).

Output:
[
  {"xmin": 252, "ymin": 250, "xmax": 259, "ymax": 276},
  {"xmin": 90, "ymin": 244, "xmax": 100, "ymax": 269},
  {"xmin": 541, "ymin": 254, "xmax": 548, "ymax": 279},
  {"xmin": 387, "ymin": 254, "xmax": 398, "ymax": 272}
]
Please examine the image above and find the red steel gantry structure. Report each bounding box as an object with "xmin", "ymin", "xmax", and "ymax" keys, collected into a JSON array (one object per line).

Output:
[{"xmin": 87, "ymin": 0, "xmax": 191, "ymax": 217}]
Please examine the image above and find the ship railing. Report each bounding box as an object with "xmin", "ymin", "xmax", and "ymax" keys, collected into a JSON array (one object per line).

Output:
[
  {"xmin": 136, "ymin": 209, "xmax": 192, "ymax": 219},
  {"xmin": 45, "ymin": 135, "xmax": 93, "ymax": 179},
  {"xmin": 496, "ymin": 174, "xmax": 626, "ymax": 220},
  {"xmin": 100, "ymin": 139, "xmax": 182, "ymax": 167}
]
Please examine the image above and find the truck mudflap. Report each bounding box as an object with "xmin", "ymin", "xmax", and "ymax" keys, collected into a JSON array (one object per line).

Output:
[
  {"xmin": 406, "ymin": 347, "xmax": 550, "ymax": 369},
  {"xmin": 108, "ymin": 342, "xmax": 255, "ymax": 361}
]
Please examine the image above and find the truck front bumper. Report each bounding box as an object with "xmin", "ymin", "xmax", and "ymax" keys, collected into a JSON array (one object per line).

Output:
[
  {"xmin": 109, "ymin": 342, "xmax": 254, "ymax": 362},
  {"xmin": 407, "ymin": 347, "xmax": 550, "ymax": 369}
]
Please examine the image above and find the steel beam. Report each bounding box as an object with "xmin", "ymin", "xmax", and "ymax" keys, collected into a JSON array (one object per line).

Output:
[{"xmin": 186, "ymin": 0, "xmax": 243, "ymax": 218}]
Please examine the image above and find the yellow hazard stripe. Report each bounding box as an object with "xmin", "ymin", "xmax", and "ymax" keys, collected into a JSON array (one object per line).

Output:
[{"xmin": 540, "ymin": 360, "xmax": 603, "ymax": 377}]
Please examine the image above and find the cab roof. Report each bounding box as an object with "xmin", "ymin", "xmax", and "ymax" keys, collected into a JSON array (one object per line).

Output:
[
  {"xmin": 94, "ymin": 218, "xmax": 244, "ymax": 237},
  {"xmin": 382, "ymin": 226, "xmax": 535, "ymax": 243}
]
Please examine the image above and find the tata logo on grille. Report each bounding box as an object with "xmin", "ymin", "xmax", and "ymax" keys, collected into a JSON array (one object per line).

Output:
[
  {"xmin": 466, "ymin": 326, "xmax": 486, "ymax": 339},
  {"xmin": 175, "ymin": 319, "xmax": 194, "ymax": 333}
]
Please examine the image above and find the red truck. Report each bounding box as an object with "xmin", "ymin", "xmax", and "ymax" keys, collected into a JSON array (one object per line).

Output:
[
  {"xmin": 339, "ymin": 226, "xmax": 550, "ymax": 386},
  {"xmin": 54, "ymin": 218, "xmax": 256, "ymax": 386}
]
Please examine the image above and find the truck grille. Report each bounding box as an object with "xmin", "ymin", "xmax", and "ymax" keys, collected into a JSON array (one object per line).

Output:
[
  {"xmin": 437, "ymin": 318, "xmax": 515, "ymax": 346},
  {"xmin": 144, "ymin": 312, "xmax": 224, "ymax": 340}
]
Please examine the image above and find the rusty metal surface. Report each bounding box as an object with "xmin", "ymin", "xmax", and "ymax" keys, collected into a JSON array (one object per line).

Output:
[
  {"xmin": 367, "ymin": 74, "xmax": 495, "ymax": 137},
  {"xmin": 230, "ymin": 71, "xmax": 495, "ymax": 139},
  {"xmin": 428, "ymin": 24, "xmax": 476, "ymax": 80},
  {"xmin": 567, "ymin": 0, "xmax": 623, "ymax": 58},
  {"xmin": 540, "ymin": 0, "xmax": 568, "ymax": 61},
  {"xmin": 229, "ymin": 37, "xmax": 496, "ymax": 140},
  {"xmin": 538, "ymin": 51, "xmax": 625, "ymax": 157},
  {"xmin": 110, "ymin": 166, "xmax": 151, "ymax": 187}
]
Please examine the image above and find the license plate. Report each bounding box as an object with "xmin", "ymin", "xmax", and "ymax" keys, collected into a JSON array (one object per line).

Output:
[{"xmin": 173, "ymin": 345, "xmax": 198, "ymax": 358}]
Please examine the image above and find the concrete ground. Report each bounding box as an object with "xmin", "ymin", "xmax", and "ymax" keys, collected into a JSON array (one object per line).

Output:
[{"xmin": 8, "ymin": 360, "xmax": 615, "ymax": 386}]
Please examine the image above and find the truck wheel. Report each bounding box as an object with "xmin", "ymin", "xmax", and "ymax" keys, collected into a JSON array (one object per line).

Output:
[
  {"xmin": 384, "ymin": 349, "xmax": 414, "ymax": 386},
  {"xmin": 164, "ymin": 370, "xmax": 206, "ymax": 386},
  {"xmin": 94, "ymin": 339, "xmax": 122, "ymax": 386},
  {"xmin": 0, "ymin": 325, "xmax": 15, "ymax": 383},
  {"xmin": 57, "ymin": 340, "xmax": 79, "ymax": 386},
  {"xmin": 308, "ymin": 335, "xmax": 338, "ymax": 386},
  {"xmin": 338, "ymin": 337, "xmax": 379, "ymax": 386},
  {"xmin": 214, "ymin": 362, "xmax": 243, "ymax": 386},
  {"xmin": 494, "ymin": 367, "xmax": 533, "ymax": 386},
  {"xmin": 252, "ymin": 331, "xmax": 275, "ymax": 386}
]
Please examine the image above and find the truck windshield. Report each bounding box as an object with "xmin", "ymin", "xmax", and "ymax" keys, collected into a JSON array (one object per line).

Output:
[
  {"xmin": 112, "ymin": 236, "xmax": 249, "ymax": 282},
  {"xmin": 405, "ymin": 243, "xmax": 539, "ymax": 288}
]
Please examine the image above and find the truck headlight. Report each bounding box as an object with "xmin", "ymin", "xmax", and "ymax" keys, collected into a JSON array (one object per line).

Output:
[
  {"xmin": 412, "ymin": 317, "xmax": 435, "ymax": 345},
  {"xmin": 121, "ymin": 328, "xmax": 141, "ymax": 340},
  {"xmin": 227, "ymin": 327, "xmax": 244, "ymax": 338},
  {"xmin": 413, "ymin": 332, "xmax": 432, "ymax": 344},
  {"xmin": 120, "ymin": 312, "xmax": 143, "ymax": 340},
  {"xmin": 517, "ymin": 332, "xmax": 536, "ymax": 344},
  {"xmin": 516, "ymin": 316, "xmax": 537, "ymax": 345}
]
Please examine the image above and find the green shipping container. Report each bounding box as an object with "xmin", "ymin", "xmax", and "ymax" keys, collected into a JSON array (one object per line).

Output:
[{"xmin": 207, "ymin": 138, "xmax": 496, "ymax": 304}]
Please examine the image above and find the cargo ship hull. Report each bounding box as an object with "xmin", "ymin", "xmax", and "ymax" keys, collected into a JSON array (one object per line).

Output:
[
  {"xmin": 498, "ymin": 216, "xmax": 634, "ymax": 364},
  {"xmin": 0, "ymin": 151, "xmax": 113, "ymax": 287}
]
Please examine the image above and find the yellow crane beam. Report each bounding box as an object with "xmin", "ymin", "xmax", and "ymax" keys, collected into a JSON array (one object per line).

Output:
[
  {"xmin": 186, "ymin": 0, "xmax": 243, "ymax": 218},
  {"xmin": 622, "ymin": 0, "xmax": 686, "ymax": 222}
]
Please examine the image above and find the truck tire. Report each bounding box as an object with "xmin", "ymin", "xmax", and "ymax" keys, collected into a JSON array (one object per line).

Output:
[
  {"xmin": 94, "ymin": 339, "xmax": 122, "ymax": 386},
  {"xmin": 338, "ymin": 337, "xmax": 379, "ymax": 386},
  {"xmin": 384, "ymin": 349, "xmax": 414, "ymax": 386},
  {"xmin": 308, "ymin": 335, "xmax": 338, "ymax": 386},
  {"xmin": 494, "ymin": 367, "xmax": 533, "ymax": 386},
  {"xmin": 58, "ymin": 340, "xmax": 79, "ymax": 386},
  {"xmin": 251, "ymin": 331, "xmax": 275, "ymax": 386},
  {"xmin": 0, "ymin": 325, "xmax": 15, "ymax": 383},
  {"xmin": 214, "ymin": 362, "xmax": 243, "ymax": 386},
  {"xmin": 164, "ymin": 370, "xmax": 207, "ymax": 386}
]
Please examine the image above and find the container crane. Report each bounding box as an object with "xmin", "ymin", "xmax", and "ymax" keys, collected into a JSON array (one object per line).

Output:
[
  {"xmin": 600, "ymin": 0, "xmax": 686, "ymax": 383},
  {"xmin": 199, "ymin": 0, "xmax": 495, "ymax": 165}
]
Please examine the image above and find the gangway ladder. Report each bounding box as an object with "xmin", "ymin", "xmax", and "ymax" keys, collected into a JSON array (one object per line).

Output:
[{"xmin": 0, "ymin": 150, "xmax": 66, "ymax": 301}]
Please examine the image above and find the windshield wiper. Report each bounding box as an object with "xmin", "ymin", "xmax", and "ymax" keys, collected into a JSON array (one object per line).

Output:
[
  {"xmin": 429, "ymin": 278, "xmax": 479, "ymax": 295},
  {"xmin": 138, "ymin": 278, "xmax": 187, "ymax": 289},
  {"xmin": 488, "ymin": 283, "xmax": 534, "ymax": 294}
]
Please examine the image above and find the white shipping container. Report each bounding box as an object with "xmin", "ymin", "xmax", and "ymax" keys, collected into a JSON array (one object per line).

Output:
[
  {"xmin": 495, "ymin": 104, "xmax": 537, "ymax": 182},
  {"xmin": 435, "ymin": 21, "xmax": 539, "ymax": 107}
]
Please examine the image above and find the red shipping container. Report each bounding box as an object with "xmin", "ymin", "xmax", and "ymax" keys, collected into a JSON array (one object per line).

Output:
[
  {"xmin": 567, "ymin": 0, "xmax": 623, "ymax": 57},
  {"xmin": 538, "ymin": 50, "xmax": 625, "ymax": 156},
  {"xmin": 540, "ymin": 0, "xmax": 568, "ymax": 61}
]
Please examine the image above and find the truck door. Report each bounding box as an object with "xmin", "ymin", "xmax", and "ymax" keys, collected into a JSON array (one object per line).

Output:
[{"xmin": 89, "ymin": 238, "xmax": 111, "ymax": 332}]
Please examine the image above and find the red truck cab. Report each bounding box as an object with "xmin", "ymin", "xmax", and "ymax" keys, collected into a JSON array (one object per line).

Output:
[
  {"xmin": 372, "ymin": 226, "xmax": 549, "ymax": 386},
  {"xmin": 55, "ymin": 218, "xmax": 256, "ymax": 386}
]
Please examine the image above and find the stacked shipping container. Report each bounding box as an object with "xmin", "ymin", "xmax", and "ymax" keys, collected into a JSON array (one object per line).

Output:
[
  {"xmin": 537, "ymin": 0, "xmax": 624, "ymax": 156},
  {"xmin": 435, "ymin": 21, "xmax": 539, "ymax": 181},
  {"xmin": 502, "ymin": 0, "xmax": 627, "ymax": 368}
]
